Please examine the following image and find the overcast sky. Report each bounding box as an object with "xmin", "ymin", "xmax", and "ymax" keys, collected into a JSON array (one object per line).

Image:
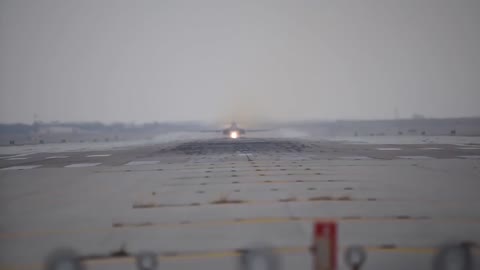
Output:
[{"xmin": 0, "ymin": 0, "xmax": 479, "ymax": 124}]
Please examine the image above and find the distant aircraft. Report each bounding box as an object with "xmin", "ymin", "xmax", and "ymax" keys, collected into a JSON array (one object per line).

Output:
[
  {"xmin": 222, "ymin": 122, "xmax": 246, "ymax": 139},
  {"xmin": 200, "ymin": 121, "xmax": 270, "ymax": 139}
]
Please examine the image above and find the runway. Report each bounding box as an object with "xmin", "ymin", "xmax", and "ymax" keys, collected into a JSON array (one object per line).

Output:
[{"xmin": 1, "ymin": 137, "xmax": 479, "ymax": 270}]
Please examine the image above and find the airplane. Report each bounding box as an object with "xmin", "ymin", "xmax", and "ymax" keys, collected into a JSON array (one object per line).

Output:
[
  {"xmin": 200, "ymin": 121, "xmax": 270, "ymax": 139},
  {"xmin": 222, "ymin": 122, "xmax": 245, "ymax": 139}
]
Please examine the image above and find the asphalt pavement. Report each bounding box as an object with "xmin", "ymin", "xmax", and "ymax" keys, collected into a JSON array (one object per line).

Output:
[{"xmin": 1, "ymin": 137, "xmax": 479, "ymax": 270}]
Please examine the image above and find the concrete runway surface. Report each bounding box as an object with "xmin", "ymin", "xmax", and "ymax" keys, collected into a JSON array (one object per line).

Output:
[{"xmin": 1, "ymin": 137, "xmax": 480, "ymax": 270}]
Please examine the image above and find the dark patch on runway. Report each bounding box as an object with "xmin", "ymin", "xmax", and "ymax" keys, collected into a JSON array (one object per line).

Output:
[{"xmin": 165, "ymin": 139, "xmax": 309, "ymax": 155}]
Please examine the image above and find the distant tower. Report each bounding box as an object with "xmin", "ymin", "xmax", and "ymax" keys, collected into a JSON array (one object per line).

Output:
[
  {"xmin": 32, "ymin": 113, "xmax": 41, "ymax": 143},
  {"xmin": 394, "ymin": 107, "xmax": 400, "ymax": 135},
  {"xmin": 33, "ymin": 113, "xmax": 40, "ymax": 133}
]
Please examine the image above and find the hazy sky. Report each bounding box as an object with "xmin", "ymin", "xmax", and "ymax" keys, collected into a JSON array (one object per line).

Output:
[{"xmin": 1, "ymin": 0, "xmax": 479, "ymax": 124}]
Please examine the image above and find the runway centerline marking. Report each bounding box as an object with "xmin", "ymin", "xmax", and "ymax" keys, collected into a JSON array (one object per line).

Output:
[
  {"xmin": 376, "ymin": 148, "xmax": 402, "ymax": 151},
  {"xmin": 86, "ymin": 154, "xmax": 111, "ymax": 157}
]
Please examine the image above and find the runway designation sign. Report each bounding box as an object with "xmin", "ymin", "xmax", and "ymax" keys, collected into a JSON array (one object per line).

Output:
[{"xmin": 312, "ymin": 221, "xmax": 337, "ymax": 270}]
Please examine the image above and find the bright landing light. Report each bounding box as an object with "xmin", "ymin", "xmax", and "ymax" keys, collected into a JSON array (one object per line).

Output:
[{"xmin": 230, "ymin": 131, "xmax": 238, "ymax": 139}]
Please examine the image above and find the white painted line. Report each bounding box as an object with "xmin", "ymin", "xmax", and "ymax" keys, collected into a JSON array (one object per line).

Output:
[
  {"xmin": 64, "ymin": 163, "xmax": 101, "ymax": 168},
  {"xmin": 339, "ymin": 156, "xmax": 372, "ymax": 160},
  {"xmin": 376, "ymin": 148, "xmax": 402, "ymax": 151},
  {"xmin": 45, "ymin": 156, "xmax": 69, "ymax": 159},
  {"xmin": 419, "ymin": 147, "xmax": 442, "ymax": 150},
  {"xmin": 458, "ymin": 156, "xmax": 480, "ymax": 159},
  {"xmin": 86, "ymin": 154, "xmax": 111, "ymax": 157},
  {"xmin": 1, "ymin": 165, "xmax": 42, "ymax": 170},
  {"xmin": 397, "ymin": 156, "xmax": 432, "ymax": 160},
  {"xmin": 5, "ymin": 154, "xmax": 31, "ymax": 158},
  {"xmin": 124, "ymin": 161, "xmax": 160, "ymax": 166},
  {"xmin": 457, "ymin": 147, "xmax": 480, "ymax": 150},
  {"xmin": 6, "ymin": 157, "xmax": 28, "ymax": 160}
]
